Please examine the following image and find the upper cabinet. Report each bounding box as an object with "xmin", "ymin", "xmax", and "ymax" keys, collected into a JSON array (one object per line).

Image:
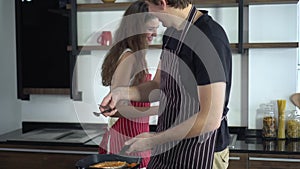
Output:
[{"xmin": 15, "ymin": 0, "xmax": 71, "ymax": 100}]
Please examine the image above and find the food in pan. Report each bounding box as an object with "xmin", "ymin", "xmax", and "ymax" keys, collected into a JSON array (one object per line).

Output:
[
  {"xmin": 126, "ymin": 162, "xmax": 138, "ymax": 168},
  {"xmin": 89, "ymin": 161, "xmax": 126, "ymax": 168}
]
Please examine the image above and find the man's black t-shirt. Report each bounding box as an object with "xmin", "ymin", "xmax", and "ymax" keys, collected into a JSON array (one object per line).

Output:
[{"xmin": 163, "ymin": 10, "xmax": 232, "ymax": 152}]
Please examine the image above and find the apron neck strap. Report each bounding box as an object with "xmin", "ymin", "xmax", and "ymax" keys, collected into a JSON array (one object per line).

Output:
[{"xmin": 174, "ymin": 5, "xmax": 197, "ymax": 54}]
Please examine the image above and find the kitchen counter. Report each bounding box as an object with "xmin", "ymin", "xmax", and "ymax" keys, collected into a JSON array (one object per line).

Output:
[
  {"xmin": 2, "ymin": 124, "xmax": 300, "ymax": 169},
  {"xmin": 0, "ymin": 124, "xmax": 300, "ymax": 155},
  {"xmin": 230, "ymin": 138, "xmax": 300, "ymax": 155},
  {"xmin": 0, "ymin": 130, "xmax": 104, "ymax": 150}
]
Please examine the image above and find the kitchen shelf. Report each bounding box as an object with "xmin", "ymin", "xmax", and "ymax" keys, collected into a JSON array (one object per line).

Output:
[
  {"xmin": 245, "ymin": 0, "xmax": 299, "ymax": 5},
  {"xmin": 66, "ymin": 1, "xmax": 237, "ymax": 11},
  {"xmin": 67, "ymin": 42, "xmax": 299, "ymax": 53},
  {"xmin": 65, "ymin": 0, "xmax": 299, "ymax": 101},
  {"xmin": 66, "ymin": 0, "xmax": 298, "ymax": 11},
  {"xmin": 67, "ymin": 44, "xmax": 162, "ymax": 52},
  {"xmin": 67, "ymin": 44, "xmax": 237, "ymax": 51},
  {"xmin": 67, "ymin": 2, "xmax": 131, "ymax": 11},
  {"xmin": 23, "ymin": 88, "xmax": 70, "ymax": 95},
  {"xmin": 244, "ymin": 42, "xmax": 299, "ymax": 48}
]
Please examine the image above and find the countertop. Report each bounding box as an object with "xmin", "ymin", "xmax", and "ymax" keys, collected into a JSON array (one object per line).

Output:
[
  {"xmin": 0, "ymin": 128, "xmax": 103, "ymax": 148},
  {"xmin": 230, "ymin": 139, "xmax": 300, "ymax": 155},
  {"xmin": 0, "ymin": 123, "xmax": 300, "ymax": 155}
]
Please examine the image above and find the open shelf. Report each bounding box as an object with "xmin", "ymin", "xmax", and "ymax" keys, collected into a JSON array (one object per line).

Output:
[
  {"xmin": 244, "ymin": 42, "xmax": 299, "ymax": 48},
  {"xmin": 245, "ymin": 0, "xmax": 299, "ymax": 5},
  {"xmin": 66, "ymin": 0, "xmax": 299, "ymax": 11},
  {"xmin": 67, "ymin": 2, "xmax": 132, "ymax": 11},
  {"xmin": 67, "ymin": 44, "xmax": 162, "ymax": 52},
  {"xmin": 66, "ymin": 1, "xmax": 238, "ymax": 11},
  {"xmin": 67, "ymin": 42, "xmax": 299, "ymax": 53}
]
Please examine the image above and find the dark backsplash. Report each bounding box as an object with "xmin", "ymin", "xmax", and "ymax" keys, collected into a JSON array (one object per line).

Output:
[{"xmin": 23, "ymin": 121, "xmax": 260, "ymax": 141}]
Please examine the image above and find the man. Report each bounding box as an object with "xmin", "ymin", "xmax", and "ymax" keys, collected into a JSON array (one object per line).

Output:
[{"xmin": 100, "ymin": 0, "xmax": 232, "ymax": 168}]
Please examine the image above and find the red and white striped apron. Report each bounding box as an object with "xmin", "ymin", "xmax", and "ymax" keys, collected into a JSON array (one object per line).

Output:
[{"xmin": 99, "ymin": 74, "xmax": 152, "ymax": 168}]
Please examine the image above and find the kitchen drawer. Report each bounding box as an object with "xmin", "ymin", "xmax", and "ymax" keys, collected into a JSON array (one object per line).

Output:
[
  {"xmin": 228, "ymin": 153, "xmax": 248, "ymax": 169},
  {"xmin": 248, "ymin": 153, "xmax": 300, "ymax": 169}
]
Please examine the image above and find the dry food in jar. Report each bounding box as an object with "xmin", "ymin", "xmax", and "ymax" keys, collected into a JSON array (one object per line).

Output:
[
  {"xmin": 262, "ymin": 116, "xmax": 277, "ymax": 138},
  {"xmin": 277, "ymin": 99, "xmax": 286, "ymax": 139},
  {"xmin": 287, "ymin": 119, "xmax": 300, "ymax": 139},
  {"xmin": 286, "ymin": 110, "xmax": 300, "ymax": 139}
]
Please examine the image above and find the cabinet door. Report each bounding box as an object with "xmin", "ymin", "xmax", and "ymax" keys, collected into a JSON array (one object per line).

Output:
[
  {"xmin": 228, "ymin": 153, "xmax": 248, "ymax": 169},
  {"xmin": 248, "ymin": 153, "xmax": 300, "ymax": 169},
  {"xmin": 15, "ymin": 0, "xmax": 70, "ymax": 99},
  {"xmin": 0, "ymin": 151, "xmax": 87, "ymax": 169}
]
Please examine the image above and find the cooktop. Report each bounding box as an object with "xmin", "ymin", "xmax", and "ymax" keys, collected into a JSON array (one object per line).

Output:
[{"xmin": 6, "ymin": 128, "xmax": 104, "ymax": 145}]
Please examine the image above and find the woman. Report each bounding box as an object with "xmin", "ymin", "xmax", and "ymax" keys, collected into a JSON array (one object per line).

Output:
[{"xmin": 98, "ymin": 1, "xmax": 160, "ymax": 168}]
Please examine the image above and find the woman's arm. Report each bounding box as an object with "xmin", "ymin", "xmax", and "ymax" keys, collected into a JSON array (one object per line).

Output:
[
  {"xmin": 128, "ymin": 61, "xmax": 161, "ymax": 102},
  {"xmin": 100, "ymin": 61, "xmax": 161, "ymax": 113},
  {"xmin": 110, "ymin": 51, "xmax": 135, "ymax": 90},
  {"xmin": 106, "ymin": 105, "xmax": 159, "ymax": 118}
]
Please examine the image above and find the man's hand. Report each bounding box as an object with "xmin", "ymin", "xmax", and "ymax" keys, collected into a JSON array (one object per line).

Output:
[
  {"xmin": 99, "ymin": 87, "xmax": 128, "ymax": 116},
  {"xmin": 124, "ymin": 132, "xmax": 157, "ymax": 153}
]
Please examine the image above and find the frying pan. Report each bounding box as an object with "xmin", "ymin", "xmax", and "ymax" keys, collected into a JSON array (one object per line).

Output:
[{"xmin": 75, "ymin": 154, "xmax": 141, "ymax": 169}]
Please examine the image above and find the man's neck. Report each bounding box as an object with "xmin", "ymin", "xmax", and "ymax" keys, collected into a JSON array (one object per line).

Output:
[{"xmin": 171, "ymin": 4, "xmax": 203, "ymax": 30}]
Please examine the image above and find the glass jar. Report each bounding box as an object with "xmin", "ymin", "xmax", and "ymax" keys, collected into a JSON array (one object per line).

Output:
[
  {"xmin": 262, "ymin": 104, "xmax": 277, "ymax": 138},
  {"xmin": 263, "ymin": 140, "xmax": 276, "ymax": 151},
  {"xmin": 286, "ymin": 110, "xmax": 300, "ymax": 139},
  {"xmin": 287, "ymin": 141, "xmax": 300, "ymax": 152},
  {"xmin": 277, "ymin": 140, "xmax": 286, "ymax": 151}
]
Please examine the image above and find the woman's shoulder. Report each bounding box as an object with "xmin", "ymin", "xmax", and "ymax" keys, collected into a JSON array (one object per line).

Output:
[{"xmin": 118, "ymin": 48, "xmax": 136, "ymax": 63}]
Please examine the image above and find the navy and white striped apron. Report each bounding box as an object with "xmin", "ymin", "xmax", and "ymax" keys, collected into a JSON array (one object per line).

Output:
[{"xmin": 147, "ymin": 6, "xmax": 217, "ymax": 169}]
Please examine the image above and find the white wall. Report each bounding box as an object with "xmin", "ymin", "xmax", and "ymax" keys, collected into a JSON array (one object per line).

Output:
[
  {"xmin": 0, "ymin": 0, "xmax": 21, "ymax": 134},
  {"xmin": 248, "ymin": 4, "xmax": 299, "ymax": 129},
  {"xmin": 298, "ymin": 3, "xmax": 300, "ymax": 93}
]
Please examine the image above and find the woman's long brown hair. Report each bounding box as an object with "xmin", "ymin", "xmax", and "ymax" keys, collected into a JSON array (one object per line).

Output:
[{"xmin": 101, "ymin": 0, "xmax": 156, "ymax": 86}]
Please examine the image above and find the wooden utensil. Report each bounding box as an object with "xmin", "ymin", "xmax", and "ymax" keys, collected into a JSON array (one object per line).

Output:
[{"xmin": 290, "ymin": 93, "xmax": 300, "ymax": 109}]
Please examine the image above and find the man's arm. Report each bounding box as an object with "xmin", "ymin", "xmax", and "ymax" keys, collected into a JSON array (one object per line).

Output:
[{"xmin": 125, "ymin": 82, "xmax": 226, "ymax": 152}]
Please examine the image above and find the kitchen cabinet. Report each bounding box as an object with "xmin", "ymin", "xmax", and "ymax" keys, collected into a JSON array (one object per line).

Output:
[
  {"xmin": 0, "ymin": 144, "xmax": 97, "ymax": 169},
  {"xmin": 229, "ymin": 153, "xmax": 248, "ymax": 169},
  {"xmin": 0, "ymin": 151, "xmax": 86, "ymax": 169},
  {"xmin": 15, "ymin": 0, "xmax": 71, "ymax": 100},
  {"xmin": 228, "ymin": 153, "xmax": 300, "ymax": 169},
  {"xmin": 248, "ymin": 153, "xmax": 300, "ymax": 169}
]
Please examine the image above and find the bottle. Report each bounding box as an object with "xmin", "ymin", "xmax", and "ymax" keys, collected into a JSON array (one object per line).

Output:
[
  {"xmin": 277, "ymin": 100, "xmax": 286, "ymax": 139},
  {"xmin": 262, "ymin": 104, "xmax": 277, "ymax": 139}
]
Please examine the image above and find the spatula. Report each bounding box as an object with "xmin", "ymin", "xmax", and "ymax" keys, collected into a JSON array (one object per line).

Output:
[{"xmin": 119, "ymin": 145, "xmax": 131, "ymax": 155}]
